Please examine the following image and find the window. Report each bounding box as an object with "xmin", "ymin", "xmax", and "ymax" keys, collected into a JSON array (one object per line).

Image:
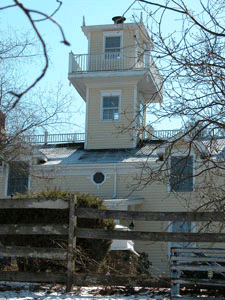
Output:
[
  {"xmin": 93, "ymin": 172, "xmax": 105, "ymax": 184},
  {"xmin": 172, "ymin": 221, "xmax": 192, "ymax": 233},
  {"xmin": 105, "ymin": 36, "xmax": 120, "ymax": 52},
  {"xmin": 102, "ymin": 96, "xmax": 119, "ymax": 120},
  {"xmin": 170, "ymin": 221, "xmax": 195, "ymax": 248},
  {"xmin": 170, "ymin": 156, "xmax": 193, "ymax": 192},
  {"xmin": 101, "ymin": 91, "xmax": 120, "ymax": 121},
  {"xmin": 104, "ymin": 32, "xmax": 122, "ymax": 59},
  {"xmin": 7, "ymin": 162, "xmax": 29, "ymax": 196}
]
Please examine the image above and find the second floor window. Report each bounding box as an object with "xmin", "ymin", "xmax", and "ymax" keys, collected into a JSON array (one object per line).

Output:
[
  {"xmin": 102, "ymin": 95, "xmax": 119, "ymax": 121},
  {"xmin": 170, "ymin": 156, "xmax": 193, "ymax": 192},
  {"xmin": 7, "ymin": 162, "xmax": 29, "ymax": 196}
]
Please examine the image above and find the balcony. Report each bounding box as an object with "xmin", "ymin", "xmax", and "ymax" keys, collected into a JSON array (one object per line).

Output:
[
  {"xmin": 68, "ymin": 51, "xmax": 163, "ymax": 102},
  {"xmin": 69, "ymin": 51, "xmax": 153, "ymax": 73}
]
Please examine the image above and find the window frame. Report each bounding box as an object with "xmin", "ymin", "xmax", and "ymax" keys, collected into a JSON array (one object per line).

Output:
[
  {"xmin": 103, "ymin": 31, "xmax": 123, "ymax": 60},
  {"xmin": 101, "ymin": 90, "xmax": 121, "ymax": 122},
  {"xmin": 169, "ymin": 155, "xmax": 194, "ymax": 193}
]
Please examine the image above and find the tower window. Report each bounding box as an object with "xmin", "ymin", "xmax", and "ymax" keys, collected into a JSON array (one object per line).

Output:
[
  {"xmin": 103, "ymin": 31, "xmax": 122, "ymax": 59},
  {"xmin": 105, "ymin": 37, "xmax": 120, "ymax": 53},
  {"xmin": 102, "ymin": 96, "xmax": 119, "ymax": 120}
]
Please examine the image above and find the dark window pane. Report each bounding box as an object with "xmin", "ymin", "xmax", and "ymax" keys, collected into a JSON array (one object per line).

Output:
[
  {"xmin": 170, "ymin": 156, "xmax": 193, "ymax": 192},
  {"xmin": 103, "ymin": 96, "xmax": 119, "ymax": 108},
  {"xmin": 7, "ymin": 162, "xmax": 29, "ymax": 196},
  {"xmin": 105, "ymin": 37, "xmax": 120, "ymax": 50}
]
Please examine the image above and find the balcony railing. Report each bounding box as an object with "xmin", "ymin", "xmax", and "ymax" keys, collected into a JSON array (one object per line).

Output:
[
  {"xmin": 23, "ymin": 132, "xmax": 85, "ymax": 145},
  {"xmin": 69, "ymin": 51, "xmax": 152, "ymax": 73},
  {"xmin": 69, "ymin": 51, "xmax": 163, "ymax": 92},
  {"xmin": 23, "ymin": 128, "xmax": 225, "ymax": 145}
]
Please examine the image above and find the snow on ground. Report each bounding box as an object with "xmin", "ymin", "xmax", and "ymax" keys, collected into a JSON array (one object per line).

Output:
[{"xmin": 0, "ymin": 282, "xmax": 170, "ymax": 300}]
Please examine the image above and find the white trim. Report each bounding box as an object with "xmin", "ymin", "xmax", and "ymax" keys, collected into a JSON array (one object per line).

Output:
[
  {"xmin": 135, "ymin": 29, "xmax": 139, "ymax": 67},
  {"xmin": 32, "ymin": 161, "xmax": 150, "ymax": 177},
  {"xmin": 100, "ymin": 90, "xmax": 121, "ymax": 122},
  {"xmin": 113, "ymin": 165, "xmax": 117, "ymax": 198},
  {"xmin": 81, "ymin": 22, "xmax": 149, "ymax": 37},
  {"xmin": 84, "ymin": 86, "xmax": 89, "ymax": 150},
  {"xmin": 68, "ymin": 69, "xmax": 146, "ymax": 81}
]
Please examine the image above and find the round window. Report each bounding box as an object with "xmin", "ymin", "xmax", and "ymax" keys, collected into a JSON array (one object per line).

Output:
[{"xmin": 93, "ymin": 172, "xmax": 105, "ymax": 184}]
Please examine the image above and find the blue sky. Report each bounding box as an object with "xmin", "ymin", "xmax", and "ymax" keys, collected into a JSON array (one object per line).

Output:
[{"xmin": 1, "ymin": 0, "xmax": 182, "ymax": 134}]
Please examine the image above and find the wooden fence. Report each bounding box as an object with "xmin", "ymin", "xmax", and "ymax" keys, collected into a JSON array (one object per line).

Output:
[
  {"xmin": 0, "ymin": 196, "xmax": 76, "ymax": 292},
  {"xmin": 0, "ymin": 197, "xmax": 225, "ymax": 294}
]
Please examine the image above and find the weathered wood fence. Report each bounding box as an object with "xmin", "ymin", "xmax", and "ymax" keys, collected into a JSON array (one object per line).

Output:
[
  {"xmin": 0, "ymin": 196, "xmax": 76, "ymax": 292},
  {"xmin": 0, "ymin": 197, "xmax": 225, "ymax": 295}
]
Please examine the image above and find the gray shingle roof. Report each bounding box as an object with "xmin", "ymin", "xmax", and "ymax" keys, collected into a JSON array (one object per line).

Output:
[{"xmin": 39, "ymin": 138, "xmax": 225, "ymax": 165}]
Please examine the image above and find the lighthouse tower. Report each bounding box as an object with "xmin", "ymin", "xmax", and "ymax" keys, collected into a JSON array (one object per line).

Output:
[{"xmin": 68, "ymin": 16, "xmax": 162, "ymax": 150}]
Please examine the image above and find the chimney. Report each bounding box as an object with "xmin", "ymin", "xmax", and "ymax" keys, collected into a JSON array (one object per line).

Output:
[{"xmin": 112, "ymin": 16, "xmax": 126, "ymax": 24}]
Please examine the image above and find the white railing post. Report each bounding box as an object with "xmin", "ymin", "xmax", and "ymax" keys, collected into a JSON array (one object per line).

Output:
[
  {"xmin": 44, "ymin": 130, "xmax": 48, "ymax": 145},
  {"xmin": 69, "ymin": 51, "xmax": 74, "ymax": 73}
]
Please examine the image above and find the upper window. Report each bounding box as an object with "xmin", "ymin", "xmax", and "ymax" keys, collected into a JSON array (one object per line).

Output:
[
  {"xmin": 170, "ymin": 156, "xmax": 193, "ymax": 192},
  {"xmin": 105, "ymin": 36, "xmax": 121, "ymax": 52},
  {"xmin": 101, "ymin": 91, "xmax": 120, "ymax": 121},
  {"xmin": 104, "ymin": 32, "xmax": 122, "ymax": 59},
  {"xmin": 7, "ymin": 162, "xmax": 29, "ymax": 196}
]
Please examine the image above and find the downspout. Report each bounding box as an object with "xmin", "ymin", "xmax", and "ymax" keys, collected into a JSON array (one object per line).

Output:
[
  {"xmin": 112, "ymin": 164, "xmax": 120, "ymax": 225},
  {"xmin": 113, "ymin": 164, "xmax": 117, "ymax": 199}
]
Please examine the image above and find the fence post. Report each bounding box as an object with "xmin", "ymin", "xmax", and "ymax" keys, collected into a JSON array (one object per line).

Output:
[{"xmin": 66, "ymin": 194, "xmax": 77, "ymax": 292}]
